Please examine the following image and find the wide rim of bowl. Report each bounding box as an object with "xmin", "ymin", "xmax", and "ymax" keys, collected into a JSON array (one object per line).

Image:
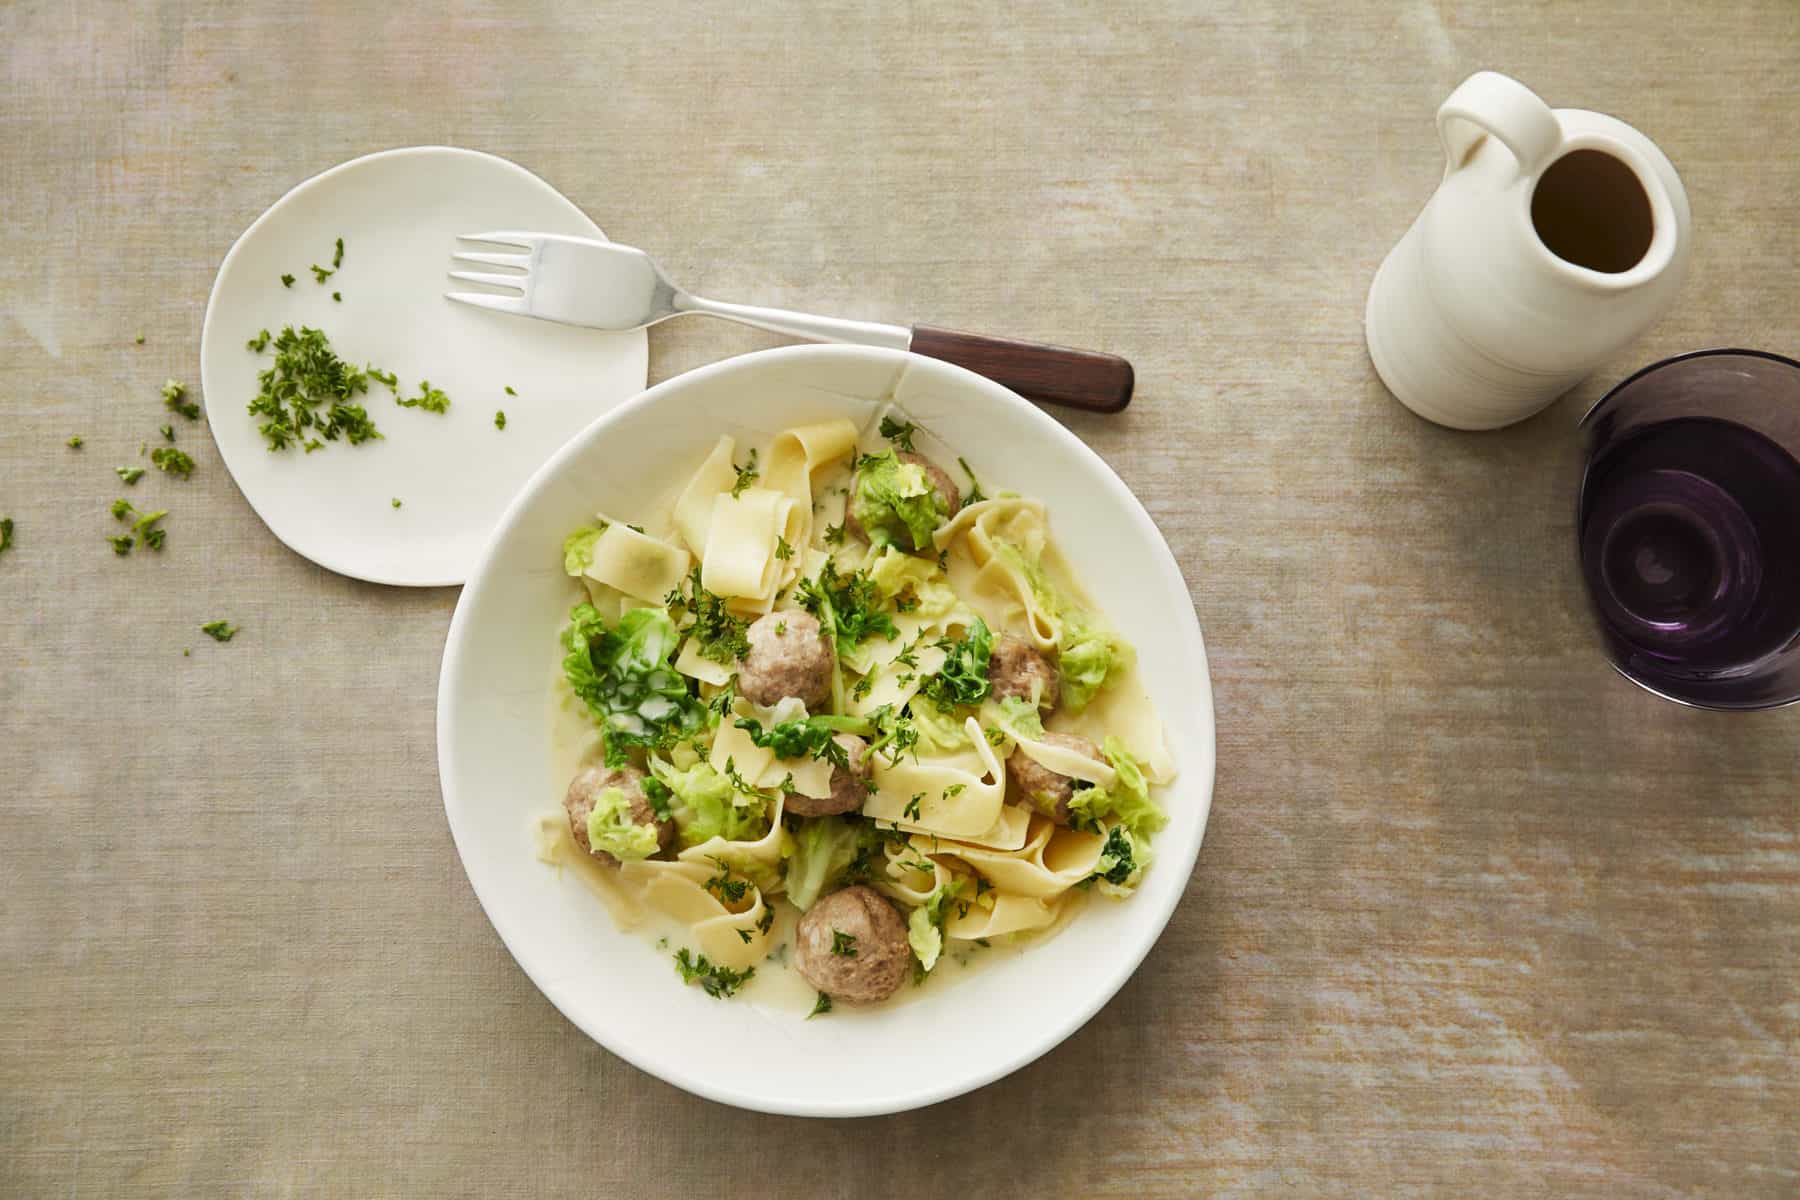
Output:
[{"xmin": 437, "ymin": 343, "xmax": 1216, "ymax": 1116}]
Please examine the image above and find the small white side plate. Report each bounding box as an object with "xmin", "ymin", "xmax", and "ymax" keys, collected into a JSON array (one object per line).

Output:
[{"xmin": 199, "ymin": 146, "xmax": 648, "ymax": 586}]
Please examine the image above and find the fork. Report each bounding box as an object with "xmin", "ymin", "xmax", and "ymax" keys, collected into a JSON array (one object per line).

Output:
[{"xmin": 446, "ymin": 233, "xmax": 1133, "ymax": 413}]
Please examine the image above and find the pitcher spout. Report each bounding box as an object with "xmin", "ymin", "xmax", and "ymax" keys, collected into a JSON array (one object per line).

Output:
[{"xmin": 1524, "ymin": 115, "xmax": 1690, "ymax": 295}]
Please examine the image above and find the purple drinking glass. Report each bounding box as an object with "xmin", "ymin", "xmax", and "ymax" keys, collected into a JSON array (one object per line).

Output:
[{"xmin": 1577, "ymin": 349, "xmax": 1800, "ymax": 709}]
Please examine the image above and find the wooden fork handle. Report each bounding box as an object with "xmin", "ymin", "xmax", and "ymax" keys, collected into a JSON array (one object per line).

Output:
[{"xmin": 908, "ymin": 325, "xmax": 1134, "ymax": 414}]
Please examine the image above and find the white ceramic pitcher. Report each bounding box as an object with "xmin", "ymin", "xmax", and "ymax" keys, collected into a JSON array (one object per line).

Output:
[{"xmin": 1365, "ymin": 71, "xmax": 1692, "ymax": 430}]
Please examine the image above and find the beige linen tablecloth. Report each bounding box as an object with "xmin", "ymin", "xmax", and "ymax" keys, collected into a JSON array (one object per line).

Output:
[{"xmin": 3, "ymin": 2, "xmax": 1797, "ymax": 1195}]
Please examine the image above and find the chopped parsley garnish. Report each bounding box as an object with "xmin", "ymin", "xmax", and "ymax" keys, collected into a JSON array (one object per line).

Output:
[
  {"xmin": 280, "ymin": 273, "xmax": 295, "ymax": 288},
  {"xmin": 830, "ymin": 930, "xmax": 859, "ymax": 957},
  {"xmin": 730, "ymin": 448, "xmax": 760, "ymax": 497},
  {"xmin": 331, "ymin": 236, "xmax": 344, "ymax": 269},
  {"xmin": 107, "ymin": 534, "xmax": 134, "ymax": 555},
  {"xmin": 706, "ymin": 678, "xmax": 738, "ymax": 721},
  {"xmin": 734, "ymin": 715, "xmax": 857, "ymax": 769},
  {"xmin": 309, "ymin": 264, "xmax": 334, "ymax": 284},
  {"xmin": 110, "ymin": 498, "xmax": 135, "ymax": 521},
  {"xmin": 797, "ymin": 559, "xmax": 897, "ymax": 657},
  {"xmin": 201, "ymin": 620, "xmax": 238, "ymax": 642},
  {"xmin": 704, "ymin": 859, "xmax": 751, "ymax": 905},
  {"xmin": 246, "ymin": 325, "xmax": 384, "ymax": 451},
  {"xmin": 669, "ymin": 568, "xmax": 750, "ymax": 665},
  {"xmin": 132, "ymin": 510, "xmax": 168, "ymax": 551},
  {"xmin": 66, "ymin": 436, "xmax": 82, "ymax": 449},
  {"xmin": 133, "ymin": 333, "xmax": 145, "ymax": 345},
  {"xmin": 850, "ymin": 675, "xmax": 874, "ymax": 701},
  {"xmin": 959, "ymin": 456, "xmax": 987, "ymax": 504},
  {"xmin": 504, "ymin": 385, "xmax": 517, "ymax": 396},
  {"xmin": 774, "ymin": 535, "xmax": 792, "ymax": 561},
  {"xmin": 115, "ymin": 466, "xmax": 145, "ymax": 485},
  {"xmin": 493, "ymin": 410, "xmax": 506, "ymax": 430},
  {"xmin": 721, "ymin": 756, "xmax": 783, "ymax": 804},
  {"xmin": 809, "ymin": 991, "xmax": 833, "ymax": 1018},
  {"xmin": 246, "ymin": 329, "xmax": 271, "ymax": 353},
  {"xmin": 822, "ymin": 522, "xmax": 846, "ymax": 546},
  {"xmin": 391, "ymin": 498, "xmax": 402, "ymax": 509},
  {"xmin": 943, "ymin": 783, "xmax": 966, "ymax": 799},
  {"xmin": 162, "ymin": 379, "xmax": 200, "ymax": 421},
  {"xmin": 397, "ymin": 380, "xmax": 450, "ymax": 414},
  {"xmin": 0, "ymin": 517, "xmax": 11, "ymax": 557},
  {"xmin": 864, "ymin": 704, "xmax": 919, "ymax": 765},
  {"xmin": 756, "ymin": 905, "xmax": 775, "ymax": 935},
  {"xmin": 673, "ymin": 948, "xmax": 754, "ymax": 998},
  {"xmin": 879, "ymin": 415, "xmax": 918, "ymax": 452},
  {"xmin": 844, "ymin": 840, "xmax": 880, "ymax": 884},
  {"xmin": 159, "ymin": 424, "xmax": 174, "ymax": 442},
  {"xmin": 366, "ymin": 367, "xmax": 398, "ymax": 391},
  {"xmin": 920, "ymin": 616, "xmax": 993, "ymax": 712},
  {"xmin": 331, "ymin": 291, "xmax": 342, "ymax": 303},
  {"xmin": 903, "ymin": 792, "xmax": 924, "ymax": 821},
  {"xmin": 150, "ymin": 447, "xmax": 195, "ymax": 479}
]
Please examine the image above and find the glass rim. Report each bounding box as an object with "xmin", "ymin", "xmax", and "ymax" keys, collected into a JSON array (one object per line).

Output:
[
  {"xmin": 1603, "ymin": 658, "xmax": 1800, "ymax": 713},
  {"xmin": 1578, "ymin": 346, "xmax": 1800, "ymax": 428}
]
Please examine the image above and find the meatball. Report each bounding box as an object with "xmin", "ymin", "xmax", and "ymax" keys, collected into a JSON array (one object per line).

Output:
[
  {"xmin": 564, "ymin": 764, "xmax": 674, "ymax": 867},
  {"xmin": 784, "ymin": 734, "xmax": 870, "ymax": 817},
  {"xmin": 793, "ymin": 885, "xmax": 911, "ymax": 1003},
  {"xmin": 845, "ymin": 451, "xmax": 962, "ymax": 551},
  {"xmin": 988, "ymin": 634, "xmax": 1060, "ymax": 709},
  {"xmin": 1006, "ymin": 732, "xmax": 1103, "ymax": 827},
  {"xmin": 737, "ymin": 610, "xmax": 833, "ymax": 708}
]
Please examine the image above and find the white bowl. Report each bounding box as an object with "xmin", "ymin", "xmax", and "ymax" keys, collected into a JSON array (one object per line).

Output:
[{"xmin": 437, "ymin": 344, "xmax": 1215, "ymax": 1116}]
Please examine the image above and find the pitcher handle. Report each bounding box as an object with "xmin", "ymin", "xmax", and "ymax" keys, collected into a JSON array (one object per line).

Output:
[{"xmin": 1437, "ymin": 71, "xmax": 1562, "ymax": 178}]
